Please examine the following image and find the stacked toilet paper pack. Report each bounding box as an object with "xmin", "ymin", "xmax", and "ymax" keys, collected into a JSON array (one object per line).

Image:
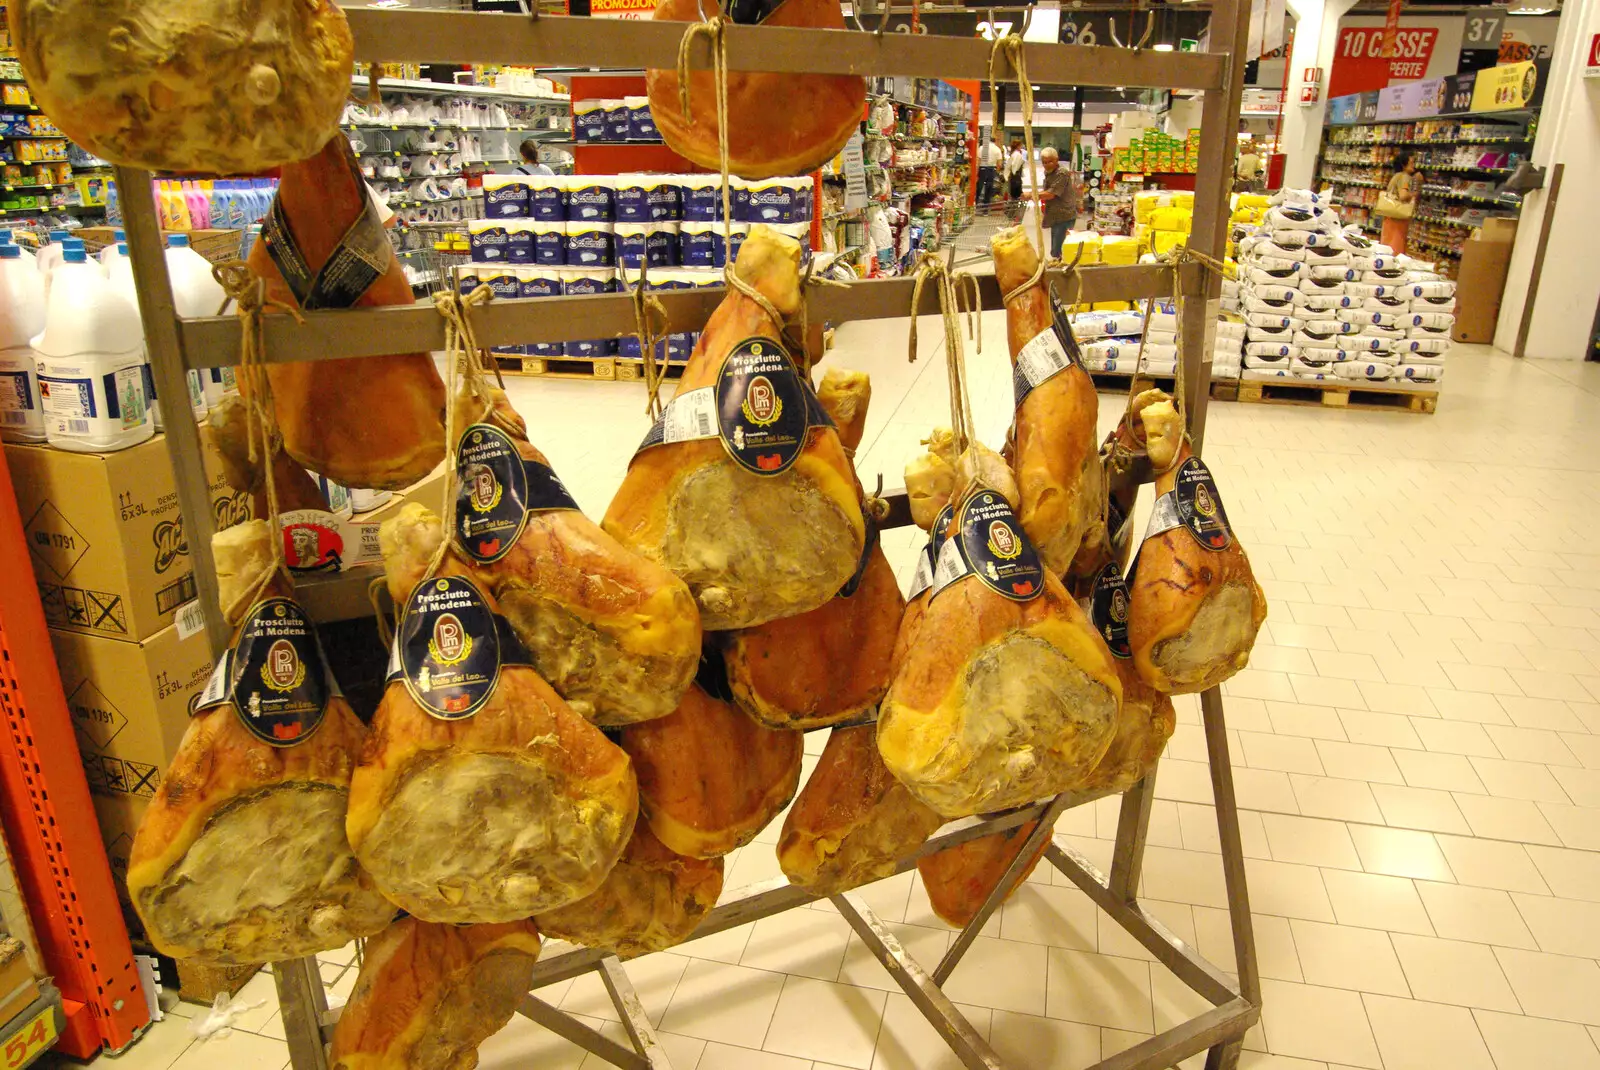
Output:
[{"xmin": 1230, "ymin": 189, "xmax": 1453, "ymax": 387}]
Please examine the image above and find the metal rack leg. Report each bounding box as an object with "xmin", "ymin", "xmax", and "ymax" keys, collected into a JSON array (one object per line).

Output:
[
  {"xmin": 598, "ymin": 956, "xmax": 673, "ymax": 1070},
  {"xmin": 1202, "ymin": 686, "xmax": 1260, "ymax": 1007},
  {"xmin": 832, "ymin": 892, "xmax": 1003, "ymax": 1070},
  {"xmin": 1108, "ymin": 774, "xmax": 1158, "ymax": 901},
  {"xmin": 930, "ymin": 792, "xmax": 1075, "ymax": 986},
  {"xmin": 274, "ymin": 957, "xmax": 330, "ymax": 1070},
  {"xmin": 519, "ymin": 994, "xmax": 649, "ymax": 1070}
]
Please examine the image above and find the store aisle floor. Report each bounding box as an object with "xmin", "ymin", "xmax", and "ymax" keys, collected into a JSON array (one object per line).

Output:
[{"xmin": 62, "ymin": 333, "xmax": 1600, "ymax": 1070}]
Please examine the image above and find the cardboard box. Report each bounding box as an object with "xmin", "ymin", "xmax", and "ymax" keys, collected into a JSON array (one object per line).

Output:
[
  {"xmin": 1453, "ymin": 218, "xmax": 1518, "ymax": 344},
  {"xmin": 8, "ymin": 428, "xmax": 249, "ymax": 642},
  {"xmin": 50, "ymin": 619, "xmax": 214, "ymax": 931}
]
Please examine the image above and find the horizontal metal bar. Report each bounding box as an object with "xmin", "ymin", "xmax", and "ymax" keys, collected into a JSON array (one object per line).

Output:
[
  {"xmin": 1089, "ymin": 999, "xmax": 1257, "ymax": 1070},
  {"xmin": 832, "ymin": 892, "xmax": 1004, "ymax": 1070},
  {"xmin": 519, "ymin": 994, "xmax": 648, "ymax": 1070},
  {"xmin": 529, "ymin": 788, "xmax": 1121, "ymax": 988},
  {"xmin": 178, "ymin": 263, "xmax": 1180, "ymax": 369},
  {"xmin": 344, "ymin": 9, "xmax": 1227, "ymax": 90},
  {"xmin": 1045, "ymin": 843, "xmax": 1239, "ymax": 1007}
]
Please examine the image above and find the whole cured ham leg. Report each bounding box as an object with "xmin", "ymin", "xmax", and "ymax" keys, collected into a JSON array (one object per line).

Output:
[
  {"xmin": 723, "ymin": 369, "xmax": 905, "ymax": 729},
  {"xmin": 1076, "ymin": 562, "xmax": 1176, "ymax": 793},
  {"xmin": 917, "ymin": 820, "xmax": 1050, "ymax": 927},
  {"xmin": 381, "ymin": 387, "xmax": 701, "ymax": 726},
  {"xmin": 647, "ymin": 0, "xmax": 864, "ymax": 178},
  {"xmin": 603, "ymin": 226, "xmax": 864, "ymax": 630},
  {"xmin": 536, "ymin": 813, "xmax": 723, "ymax": 958},
  {"xmin": 250, "ymin": 135, "xmax": 445, "ymax": 490},
  {"xmin": 878, "ymin": 484, "xmax": 1122, "ymax": 819},
  {"xmin": 992, "ymin": 226, "xmax": 1103, "ymax": 576},
  {"xmin": 777, "ymin": 723, "xmax": 943, "ymax": 896},
  {"xmin": 127, "ymin": 521, "xmax": 393, "ymax": 965},
  {"xmin": 1126, "ymin": 396, "xmax": 1267, "ymax": 694},
  {"xmin": 346, "ymin": 531, "xmax": 638, "ymax": 923},
  {"xmin": 10, "ymin": 0, "xmax": 353, "ymax": 173},
  {"xmin": 618, "ymin": 663, "xmax": 802, "ymax": 859},
  {"xmin": 329, "ymin": 917, "xmax": 541, "ymax": 1070}
]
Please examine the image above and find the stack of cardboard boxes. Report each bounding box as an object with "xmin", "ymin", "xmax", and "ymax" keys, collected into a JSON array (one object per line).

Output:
[{"xmin": 1111, "ymin": 128, "xmax": 1201, "ymax": 175}]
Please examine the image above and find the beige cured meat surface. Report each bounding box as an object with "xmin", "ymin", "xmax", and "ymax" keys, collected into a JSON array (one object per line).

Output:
[
  {"xmin": 10, "ymin": 0, "xmax": 353, "ymax": 173},
  {"xmin": 877, "ymin": 492, "xmax": 1122, "ymax": 819},
  {"xmin": 602, "ymin": 227, "xmax": 863, "ymax": 630},
  {"xmin": 383, "ymin": 389, "xmax": 701, "ymax": 727},
  {"xmin": 346, "ymin": 537, "xmax": 638, "ymax": 924},
  {"xmin": 329, "ymin": 918, "xmax": 541, "ymax": 1070},
  {"xmin": 536, "ymin": 814, "xmax": 723, "ymax": 958},
  {"xmin": 127, "ymin": 521, "xmax": 393, "ymax": 966},
  {"xmin": 1126, "ymin": 398, "xmax": 1268, "ymax": 695},
  {"xmin": 992, "ymin": 227, "xmax": 1104, "ymax": 576},
  {"xmin": 646, "ymin": 0, "xmax": 863, "ymax": 178}
]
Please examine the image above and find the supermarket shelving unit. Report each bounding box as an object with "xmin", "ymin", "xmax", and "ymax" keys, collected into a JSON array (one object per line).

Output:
[{"xmin": 114, "ymin": 5, "xmax": 1259, "ymax": 1068}]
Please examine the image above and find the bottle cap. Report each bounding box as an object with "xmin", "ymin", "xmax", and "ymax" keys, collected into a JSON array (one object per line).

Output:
[
  {"xmin": 0, "ymin": 244, "xmax": 19, "ymax": 259},
  {"xmin": 113, "ymin": 229, "xmax": 125, "ymax": 240},
  {"xmin": 62, "ymin": 247, "xmax": 86, "ymax": 263},
  {"xmin": 48, "ymin": 230, "xmax": 68, "ymax": 242},
  {"xmin": 62, "ymin": 238, "xmax": 84, "ymax": 251},
  {"xmin": 117, "ymin": 243, "xmax": 128, "ymax": 255},
  {"xmin": 167, "ymin": 234, "xmax": 190, "ymax": 248}
]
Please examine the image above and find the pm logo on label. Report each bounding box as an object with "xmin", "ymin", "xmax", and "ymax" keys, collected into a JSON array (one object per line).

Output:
[
  {"xmin": 987, "ymin": 520, "xmax": 1021, "ymax": 561},
  {"xmin": 262, "ymin": 638, "xmax": 306, "ymax": 694},
  {"xmin": 742, "ymin": 375, "xmax": 783, "ymax": 427},
  {"xmin": 466, "ymin": 461, "xmax": 502, "ymax": 514},
  {"xmin": 431, "ymin": 612, "xmax": 472, "ymax": 667}
]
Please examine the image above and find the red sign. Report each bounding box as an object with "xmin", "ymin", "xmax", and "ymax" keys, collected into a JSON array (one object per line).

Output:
[
  {"xmin": 1329, "ymin": 27, "xmax": 1438, "ymax": 98},
  {"xmin": 1589, "ymin": 33, "xmax": 1600, "ymax": 68},
  {"xmin": 1380, "ymin": 0, "xmax": 1403, "ymax": 57}
]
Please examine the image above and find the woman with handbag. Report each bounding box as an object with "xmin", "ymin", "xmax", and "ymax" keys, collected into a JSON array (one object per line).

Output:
[{"xmin": 1377, "ymin": 154, "xmax": 1419, "ymax": 253}]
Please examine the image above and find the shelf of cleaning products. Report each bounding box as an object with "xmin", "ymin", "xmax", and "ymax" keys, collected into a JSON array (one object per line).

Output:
[
  {"xmin": 344, "ymin": 123, "xmax": 571, "ymax": 136},
  {"xmin": 1420, "ymin": 190, "xmax": 1502, "ymax": 205},
  {"xmin": 354, "ymin": 76, "xmax": 570, "ymax": 104},
  {"xmin": 1319, "ymin": 177, "xmax": 1383, "ymax": 189}
]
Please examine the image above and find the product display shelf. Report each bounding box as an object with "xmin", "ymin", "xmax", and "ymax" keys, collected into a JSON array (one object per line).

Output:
[
  {"xmin": 117, "ymin": 7, "xmax": 1259, "ymax": 1069},
  {"xmin": 352, "ymin": 74, "xmax": 571, "ymax": 105}
]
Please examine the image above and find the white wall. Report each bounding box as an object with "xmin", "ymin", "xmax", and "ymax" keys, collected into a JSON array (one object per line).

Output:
[
  {"xmin": 1494, "ymin": 0, "xmax": 1600, "ymax": 358},
  {"xmin": 1280, "ymin": 0, "xmax": 1358, "ymax": 190}
]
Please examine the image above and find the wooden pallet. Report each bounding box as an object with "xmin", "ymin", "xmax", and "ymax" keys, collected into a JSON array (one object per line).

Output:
[
  {"xmin": 1236, "ymin": 376, "xmax": 1438, "ymax": 413},
  {"xmin": 493, "ymin": 354, "xmax": 689, "ymax": 382},
  {"xmin": 1086, "ymin": 370, "xmax": 1240, "ymax": 403}
]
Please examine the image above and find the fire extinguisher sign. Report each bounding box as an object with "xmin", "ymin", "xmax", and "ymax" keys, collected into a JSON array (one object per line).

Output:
[{"xmin": 1586, "ymin": 34, "xmax": 1600, "ymax": 78}]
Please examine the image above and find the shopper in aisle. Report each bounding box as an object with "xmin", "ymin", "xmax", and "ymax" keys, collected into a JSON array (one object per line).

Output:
[
  {"xmin": 1234, "ymin": 140, "xmax": 1262, "ymax": 192},
  {"xmin": 977, "ymin": 132, "xmax": 1004, "ymax": 205},
  {"xmin": 1007, "ymin": 137, "xmax": 1026, "ymax": 218},
  {"xmin": 1037, "ymin": 147, "xmax": 1080, "ymax": 258},
  {"xmin": 515, "ymin": 138, "xmax": 555, "ymax": 176},
  {"xmin": 1378, "ymin": 152, "xmax": 1419, "ymax": 254}
]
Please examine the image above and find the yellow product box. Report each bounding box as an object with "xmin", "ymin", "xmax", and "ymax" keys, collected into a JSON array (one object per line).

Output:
[
  {"xmin": 1100, "ymin": 234, "xmax": 1140, "ymax": 266},
  {"xmin": 1, "ymin": 83, "xmax": 30, "ymax": 107},
  {"xmin": 1150, "ymin": 206, "xmax": 1190, "ymax": 232},
  {"xmin": 1092, "ymin": 300, "xmax": 1137, "ymax": 312},
  {"xmin": 1060, "ymin": 231, "xmax": 1101, "ymax": 265},
  {"xmin": 1154, "ymin": 230, "xmax": 1187, "ymax": 255}
]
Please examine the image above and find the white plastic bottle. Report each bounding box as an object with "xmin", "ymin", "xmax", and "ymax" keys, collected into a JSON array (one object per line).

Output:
[
  {"xmin": 0, "ymin": 231, "xmax": 36, "ymax": 266},
  {"xmin": 34, "ymin": 230, "xmax": 69, "ymax": 278},
  {"xmin": 164, "ymin": 234, "xmax": 235, "ymax": 408},
  {"xmin": 0, "ymin": 244, "xmax": 47, "ymax": 442},
  {"xmin": 107, "ymin": 242, "xmax": 205, "ymax": 430},
  {"xmin": 33, "ymin": 244, "xmax": 151, "ymax": 452},
  {"xmin": 98, "ymin": 229, "xmax": 126, "ymax": 265}
]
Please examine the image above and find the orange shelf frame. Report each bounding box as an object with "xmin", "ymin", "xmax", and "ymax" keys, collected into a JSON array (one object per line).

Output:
[{"xmin": 0, "ymin": 448, "xmax": 149, "ymax": 1058}]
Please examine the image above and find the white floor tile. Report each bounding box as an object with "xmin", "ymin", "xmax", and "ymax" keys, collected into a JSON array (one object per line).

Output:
[
  {"xmin": 1493, "ymin": 947, "xmax": 1600, "ymax": 1026},
  {"xmin": 870, "ymin": 993, "xmax": 992, "ymax": 1070},
  {"xmin": 1043, "ymin": 948, "xmax": 1152, "ymax": 1032},
  {"xmin": 1347, "ymin": 824, "xmax": 1455, "ymax": 881},
  {"xmin": 1389, "ymin": 933, "xmax": 1521, "ymax": 1013},
  {"xmin": 1287, "ymin": 919, "xmax": 1410, "ymax": 997},
  {"xmin": 987, "ymin": 1010, "xmax": 1101, "ymax": 1070},
  {"xmin": 761, "ymin": 975, "xmax": 887, "ymax": 1068},
  {"xmin": 1473, "ymin": 1009, "xmax": 1600, "ymax": 1070},
  {"xmin": 1361, "ymin": 993, "xmax": 1495, "ymax": 1070},
  {"xmin": 1257, "ymin": 979, "xmax": 1380, "ymax": 1068},
  {"xmin": 659, "ymin": 959, "xmax": 787, "ymax": 1049},
  {"xmin": 1413, "ymin": 880, "xmax": 1538, "ymax": 949}
]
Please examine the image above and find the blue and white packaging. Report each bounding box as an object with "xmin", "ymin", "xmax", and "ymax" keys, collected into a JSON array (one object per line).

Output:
[
  {"xmin": 773, "ymin": 222, "xmax": 811, "ymax": 265},
  {"xmin": 566, "ymin": 176, "xmax": 615, "ymax": 222},
  {"xmin": 520, "ymin": 266, "xmax": 562, "ymax": 301},
  {"xmin": 566, "ymin": 222, "xmax": 615, "ymax": 267},
  {"xmin": 482, "ymin": 174, "xmax": 530, "ymax": 219},
  {"xmin": 647, "ymin": 179, "xmax": 680, "ymax": 222},
  {"xmin": 678, "ymin": 221, "xmax": 717, "ymax": 267},
  {"xmin": 563, "ymin": 266, "xmax": 618, "ymax": 357},
  {"xmin": 680, "ymin": 176, "xmax": 722, "ymax": 221},
  {"xmin": 573, "ymin": 100, "xmax": 607, "ymax": 142},
  {"xmin": 613, "ymin": 223, "xmax": 673, "ymax": 268},
  {"xmin": 525, "ymin": 220, "xmax": 562, "ymax": 265},
  {"xmin": 625, "ymin": 96, "xmax": 657, "ymax": 140},
  {"xmin": 469, "ymin": 219, "xmax": 513, "ymax": 263},
  {"xmin": 602, "ymin": 99, "xmax": 630, "ymax": 142},
  {"xmin": 613, "ymin": 175, "xmax": 652, "ymax": 223},
  {"xmin": 527, "ymin": 177, "xmax": 566, "ymax": 221},
  {"xmin": 478, "ymin": 265, "xmax": 524, "ymax": 355},
  {"xmin": 714, "ymin": 222, "xmax": 751, "ymax": 268},
  {"xmin": 742, "ymin": 178, "xmax": 800, "ymax": 223}
]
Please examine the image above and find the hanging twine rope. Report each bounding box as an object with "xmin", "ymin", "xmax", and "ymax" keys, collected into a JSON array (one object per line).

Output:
[
  {"xmin": 212, "ymin": 260, "xmax": 304, "ymax": 622},
  {"xmin": 421, "ymin": 284, "xmax": 495, "ymax": 583},
  {"xmin": 989, "ymin": 31, "xmax": 1047, "ymax": 269},
  {"xmin": 906, "ymin": 253, "xmax": 983, "ymax": 470},
  {"xmin": 622, "ymin": 259, "xmax": 673, "ymax": 420}
]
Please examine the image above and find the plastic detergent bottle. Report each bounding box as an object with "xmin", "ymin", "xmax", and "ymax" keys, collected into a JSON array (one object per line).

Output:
[
  {"xmin": 0, "ymin": 244, "xmax": 46, "ymax": 442},
  {"xmin": 108, "ymin": 242, "xmax": 205, "ymax": 430},
  {"xmin": 165, "ymin": 234, "xmax": 234, "ymax": 407},
  {"xmin": 183, "ymin": 180, "xmax": 209, "ymax": 230},
  {"xmin": 43, "ymin": 238, "xmax": 96, "ymax": 304},
  {"xmin": 33, "ymin": 243, "xmax": 151, "ymax": 453},
  {"xmin": 98, "ymin": 229, "xmax": 126, "ymax": 265},
  {"xmin": 34, "ymin": 230, "xmax": 70, "ymax": 278},
  {"xmin": 0, "ymin": 230, "xmax": 35, "ymax": 266}
]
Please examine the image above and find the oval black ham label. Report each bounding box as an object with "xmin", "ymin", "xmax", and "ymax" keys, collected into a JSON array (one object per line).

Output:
[
  {"xmin": 1172, "ymin": 457, "xmax": 1234, "ymax": 551},
  {"xmin": 398, "ymin": 576, "xmax": 503, "ymax": 721},
  {"xmin": 455, "ymin": 424, "xmax": 579, "ymax": 563},
  {"xmin": 956, "ymin": 492, "xmax": 1045, "ymax": 602},
  {"xmin": 1090, "ymin": 563, "xmax": 1133, "ymax": 659},
  {"xmin": 716, "ymin": 337, "xmax": 809, "ymax": 475},
  {"xmin": 227, "ymin": 598, "xmax": 329, "ymax": 747}
]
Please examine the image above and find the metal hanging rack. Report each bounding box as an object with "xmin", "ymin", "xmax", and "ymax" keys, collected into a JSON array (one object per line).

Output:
[{"xmin": 112, "ymin": 4, "xmax": 1259, "ymax": 1068}]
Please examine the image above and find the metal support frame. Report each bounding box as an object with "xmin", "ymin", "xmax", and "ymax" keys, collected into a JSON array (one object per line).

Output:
[{"xmin": 114, "ymin": 2, "xmax": 1259, "ymax": 1067}]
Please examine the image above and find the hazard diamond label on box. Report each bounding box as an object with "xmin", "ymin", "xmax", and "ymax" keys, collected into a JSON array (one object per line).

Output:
[
  {"xmin": 23, "ymin": 499, "xmax": 89, "ymax": 579},
  {"xmin": 66, "ymin": 679, "xmax": 127, "ymax": 752}
]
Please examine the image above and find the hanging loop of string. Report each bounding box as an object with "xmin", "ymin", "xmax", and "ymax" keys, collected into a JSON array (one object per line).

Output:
[
  {"xmin": 988, "ymin": 29, "xmax": 1046, "ymax": 264},
  {"xmin": 906, "ymin": 253, "xmax": 980, "ymax": 463},
  {"xmin": 423, "ymin": 284, "xmax": 496, "ymax": 583},
  {"xmin": 623, "ymin": 260, "xmax": 673, "ymax": 420},
  {"xmin": 211, "ymin": 260, "xmax": 304, "ymax": 621}
]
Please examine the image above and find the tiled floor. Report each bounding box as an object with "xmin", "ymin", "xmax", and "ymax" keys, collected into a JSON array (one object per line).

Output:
[{"xmin": 63, "ymin": 310, "xmax": 1600, "ymax": 1069}]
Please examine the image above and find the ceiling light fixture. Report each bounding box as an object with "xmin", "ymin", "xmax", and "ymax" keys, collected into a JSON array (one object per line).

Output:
[{"xmin": 1153, "ymin": 42, "xmax": 1175, "ymax": 51}]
